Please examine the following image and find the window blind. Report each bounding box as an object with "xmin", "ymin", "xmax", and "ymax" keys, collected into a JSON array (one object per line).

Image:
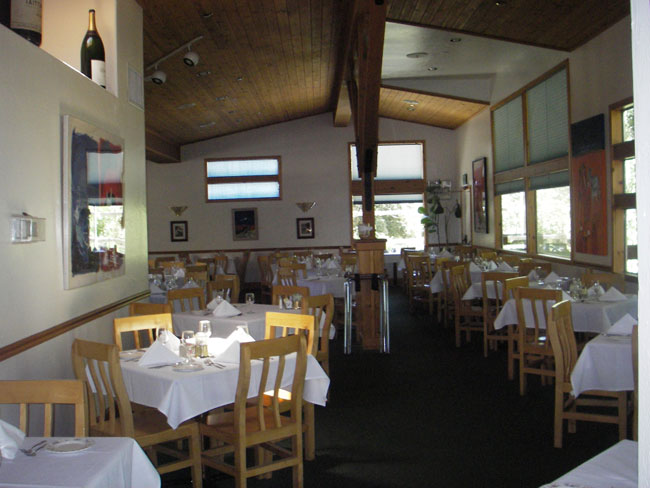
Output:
[
  {"xmin": 493, "ymin": 96, "xmax": 525, "ymax": 173},
  {"xmin": 526, "ymin": 69, "xmax": 569, "ymax": 164},
  {"xmin": 352, "ymin": 194, "xmax": 423, "ymax": 204},
  {"xmin": 529, "ymin": 170, "xmax": 569, "ymax": 191},
  {"xmin": 350, "ymin": 143, "xmax": 424, "ymax": 180},
  {"xmin": 495, "ymin": 179, "xmax": 525, "ymax": 196}
]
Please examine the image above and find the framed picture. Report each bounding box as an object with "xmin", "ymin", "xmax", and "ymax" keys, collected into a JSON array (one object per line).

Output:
[
  {"xmin": 232, "ymin": 208, "xmax": 258, "ymax": 241},
  {"xmin": 170, "ymin": 221, "xmax": 188, "ymax": 242},
  {"xmin": 472, "ymin": 157, "xmax": 488, "ymax": 234},
  {"xmin": 297, "ymin": 217, "xmax": 315, "ymax": 239},
  {"xmin": 62, "ymin": 115, "xmax": 125, "ymax": 290}
]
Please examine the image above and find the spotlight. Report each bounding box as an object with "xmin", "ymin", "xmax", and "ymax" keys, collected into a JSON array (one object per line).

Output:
[
  {"xmin": 151, "ymin": 69, "xmax": 167, "ymax": 84},
  {"xmin": 183, "ymin": 50, "xmax": 199, "ymax": 67}
]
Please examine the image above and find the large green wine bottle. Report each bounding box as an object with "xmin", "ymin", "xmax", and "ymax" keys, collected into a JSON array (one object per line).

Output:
[
  {"xmin": 80, "ymin": 9, "xmax": 105, "ymax": 88},
  {"xmin": 10, "ymin": 0, "xmax": 42, "ymax": 46}
]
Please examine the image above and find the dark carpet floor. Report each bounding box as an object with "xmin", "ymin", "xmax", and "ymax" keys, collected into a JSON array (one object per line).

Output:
[{"xmin": 165, "ymin": 287, "xmax": 622, "ymax": 487}]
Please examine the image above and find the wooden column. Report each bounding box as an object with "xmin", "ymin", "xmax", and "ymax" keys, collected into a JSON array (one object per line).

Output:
[{"xmin": 353, "ymin": 239, "xmax": 386, "ymax": 350}]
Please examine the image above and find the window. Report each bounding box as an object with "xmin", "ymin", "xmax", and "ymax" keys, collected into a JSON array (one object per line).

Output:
[
  {"xmin": 349, "ymin": 142, "xmax": 426, "ymax": 253},
  {"xmin": 492, "ymin": 62, "xmax": 571, "ymax": 259},
  {"xmin": 611, "ymin": 99, "xmax": 636, "ymax": 275},
  {"xmin": 205, "ymin": 157, "xmax": 281, "ymax": 201}
]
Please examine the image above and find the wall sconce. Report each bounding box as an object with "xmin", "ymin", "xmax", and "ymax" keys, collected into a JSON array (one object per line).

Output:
[
  {"xmin": 11, "ymin": 213, "xmax": 45, "ymax": 243},
  {"xmin": 169, "ymin": 206, "xmax": 188, "ymax": 216},
  {"xmin": 296, "ymin": 202, "xmax": 316, "ymax": 213}
]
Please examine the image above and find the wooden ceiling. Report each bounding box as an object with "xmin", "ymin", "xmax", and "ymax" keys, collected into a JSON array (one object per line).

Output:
[{"xmin": 139, "ymin": 0, "xmax": 629, "ymax": 163}]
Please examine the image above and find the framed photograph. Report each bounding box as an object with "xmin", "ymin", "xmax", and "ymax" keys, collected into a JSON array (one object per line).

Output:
[
  {"xmin": 170, "ymin": 221, "xmax": 188, "ymax": 242},
  {"xmin": 297, "ymin": 217, "xmax": 315, "ymax": 239},
  {"xmin": 62, "ymin": 115, "xmax": 125, "ymax": 290},
  {"xmin": 232, "ymin": 208, "xmax": 258, "ymax": 241},
  {"xmin": 472, "ymin": 157, "xmax": 488, "ymax": 234}
]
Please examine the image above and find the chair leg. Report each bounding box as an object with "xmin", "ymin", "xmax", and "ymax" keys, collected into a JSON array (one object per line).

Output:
[
  {"xmin": 483, "ymin": 323, "xmax": 489, "ymax": 358},
  {"xmin": 519, "ymin": 358, "xmax": 526, "ymax": 396},
  {"xmin": 618, "ymin": 392, "xmax": 628, "ymax": 440},
  {"xmin": 235, "ymin": 443, "xmax": 247, "ymax": 488},
  {"xmin": 189, "ymin": 426, "xmax": 203, "ymax": 488},
  {"xmin": 455, "ymin": 316, "xmax": 461, "ymax": 347},
  {"xmin": 554, "ymin": 389, "xmax": 564, "ymax": 448},
  {"xmin": 304, "ymin": 402, "xmax": 315, "ymax": 461}
]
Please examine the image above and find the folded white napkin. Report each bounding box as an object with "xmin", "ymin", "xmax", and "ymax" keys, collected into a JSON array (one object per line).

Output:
[
  {"xmin": 439, "ymin": 250, "xmax": 453, "ymax": 258},
  {"xmin": 215, "ymin": 265, "xmax": 225, "ymax": 275},
  {"xmin": 587, "ymin": 283, "xmax": 606, "ymax": 298},
  {"xmin": 528, "ymin": 269, "xmax": 538, "ymax": 280},
  {"xmin": 487, "ymin": 260, "xmax": 498, "ymax": 270},
  {"xmin": 607, "ymin": 313, "xmax": 637, "ymax": 335},
  {"xmin": 496, "ymin": 261, "xmax": 513, "ymax": 272},
  {"xmin": 172, "ymin": 267, "xmax": 185, "ymax": 279},
  {"xmin": 599, "ymin": 286, "xmax": 627, "ymax": 302},
  {"xmin": 0, "ymin": 420, "xmax": 25, "ymax": 460},
  {"xmin": 544, "ymin": 271, "xmax": 560, "ymax": 284},
  {"xmin": 326, "ymin": 259, "xmax": 339, "ymax": 270},
  {"xmin": 469, "ymin": 262, "xmax": 481, "ymax": 272},
  {"xmin": 150, "ymin": 283, "xmax": 165, "ymax": 294},
  {"xmin": 212, "ymin": 300, "xmax": 242, "ymax": 317},
  {"xmin": 138, "ymin": 331, "xmax": 180, "ymax": 367},
  {"xmin": 182, "ymin": 279, "xmax": 199, "ymax": 289},
  {"xmin": 561, "ymin": 290, "xmax": 575, "ymax": 302},
  {"xmin": 209, "ymin": 328, "xmax": 255, "ymax": 363}
]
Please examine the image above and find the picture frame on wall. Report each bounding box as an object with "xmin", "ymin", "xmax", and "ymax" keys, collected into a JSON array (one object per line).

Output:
[
  {"xmin": 472, "ymin": 157, "xmax": 488, "ymax": 234},
  {"xmin": 296, "ymin": 217, "xmax": 315, "ymax": 239},
  {"xmin": 170, "ymin": 221, "xmax": 188, "ymax": 242},
  {"xmin": 232, "ymin": 208, "xmax": 258, "ymax": 241},
  {"xmin": 62, "ymin": 115, "xmax": 125, "ymax": 290}
]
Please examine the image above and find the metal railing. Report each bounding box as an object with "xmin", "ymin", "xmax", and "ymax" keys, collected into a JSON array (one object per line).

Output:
[{"xmin": 343, "ymin": 273, "xmax": 390, "ymax": 354}]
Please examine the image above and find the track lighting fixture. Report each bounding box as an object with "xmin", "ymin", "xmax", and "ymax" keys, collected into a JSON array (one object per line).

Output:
[
  {"xmin": 146, "ymin": 35, "xmax": 204, "ymax": 84},
  {"xmin": 183, "ymin": 49, "xmax": 199, "ymax": 67},
  {"xmin": 151, "ymin": 66, "xmax": 166, "ymax": 84}
]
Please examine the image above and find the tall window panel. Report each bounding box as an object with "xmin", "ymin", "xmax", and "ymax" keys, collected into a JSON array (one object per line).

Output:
[
  {"xmin": 205, "ymin": 157, "xmax": 281, "ymax": 201},
  {"xmin": 493, "ymin": 96, "xmax": 525, "ymax": 173},
  {"xmin": 496, "ymin": 180, "xmax": 526, "ymax": 252},
  {"xmin": 532, "ymin": 171, "xmax": 571, "ymax": 259}
]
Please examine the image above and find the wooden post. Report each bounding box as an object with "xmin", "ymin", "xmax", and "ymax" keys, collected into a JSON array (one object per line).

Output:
[{"xmin": 353, "ymin": 239, "xmax": 386, "ymax": 350}]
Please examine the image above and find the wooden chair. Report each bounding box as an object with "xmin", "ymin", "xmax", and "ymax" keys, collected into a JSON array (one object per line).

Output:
[
  {"xmin": 200, "ymin": 334, "xmax": 308, "ymax": 487},
  {"xmin": 0, "ymin": 380, "xmax": 86, "ymax": 436},
  {"xmin": 113, "ymin": 313, "xmax": 173, "ymax": 351},
  {"xmin": 400, "ymin": 248, "xmax": 419, "ymax": 292},
  {"xmin": 207, "ymin": 274, "xmax": 241, "ymax": 303},
  {"xmin": 302, "ymin": 294, "xmax": 335, "ymax": 375},
  {"xmin": 546, "ymin": 301, "xmax": 627, "ymax": 448},
  {"xmin": 515, "ymin": 287, "xmax": 562, "ymax": 395},
  {"xmin": 277, "ymin": 266, "xmax": 298, "ymax": 286},
  {"xmin": 504, "ymin": 276, "xmax": 530, "ymax": 380},
  {"xmin": 499, "ymin": 254, "xmax": 522, "ymax": 267},
  {"xmin": 456, "ymin": 245, "xmax": 475, "ymax": 260},
  {"xmin": 235, "ymin": 250, "xmax": 251, "ymax": 291},
  {"xmin": 481, "ymin": 271, "xmax": 518, "ymax": 357},
  {"xmin": 185, "ymin": 265, "xmax": 209, "ymax": 294},
  {"xmin": 340, "ymin": 253, "xmax": 357, "ymax": 268},
  {"xmin": 581, "ymin": 271, "xmax": 626, "ymax": 292},
  {"xmin": 159, "ymin": 260, "xmax": 186, "ymax": 270},
  {"xmin": 405, "ymin": 254, "xmax": 434, "ymax": 315},
  {"xmin": 479, "ymin": 250, "xmax": 497, "ymax": 261},
  {"xmin": 167, "ymin": 287, "xmax": 206, "ymax": 312},
  {"xmin": 258, "ymin": 255, "xmax": 274, "ymax": 303},
  {"xmin": 176, "ymin": 251, "xmax": 192, "ymax": 264},
  {"xmin": 214, "ymin": 254, "xmax": 229, "ymax": 275},
  {"xmin": 129, "ymin": 302, "xmax": 172, "ymax": 316},
  {"xmin": 272, "ymin": 285, "xmax": 311, "ymax": 308},
  {"xmin": 280, "ymin": 261, "xmax": 308, "ymax": 279},
  {"xmin": 71, "ymin": 339, "xmax": 202, "ymax": 486},
  {"xmin": 441, "ymin": 259, "xmax": 466, "ymax": 326},
  {"xmin": 154, "ymin": 256, "xmax": 176, "ymax": 268},
  {"xmin": 451, "ymin": 264, "xmax": 483, "ymax": 348},
  {"xmin": 518, "ymin": 261, "xmax": 552, "ymax": 278}
]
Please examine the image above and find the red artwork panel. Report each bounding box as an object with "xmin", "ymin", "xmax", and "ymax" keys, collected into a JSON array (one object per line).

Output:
[{"xmin": 572, "ymin": 150, "xmax": 607, "ymax": 255}]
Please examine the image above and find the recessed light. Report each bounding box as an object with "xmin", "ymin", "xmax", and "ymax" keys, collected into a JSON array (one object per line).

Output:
[
  {"xmin": 199, "ymin": 121, "xmax": 216, "ymax": 128},
  {"xmin": 403, "ymin": 100, "xmax": 419, "ymax": 105},
  {"xmin": 406, "ymin": 52, "xmax": 428, "ymax": 59},
  {"xmin": 495, "ymin": 1, "xmax": 506, "ymax": 5},
  {"xmin": 201, "ymin": 12, "xmax": 214, "ymax": 18},
  {"xmin": 196, "ymin": 70, "xmax": 212, "ymax": 77},
  {"xmin": 176, "ymin": 102, "xmax": 196, "ymax": 110},
  {"xmin": 427, "ymin": 66, "xmax": 438, "ymax": 71},
  {"xmin": 236, "ymin": 76, "xmax": 244, "ymax": 81},
  {"xmin": 215, "ymin": 96, "xmax": 228, "ymax": 102},
  {"xmin": 449, "ymin": 37, "xmax": 462, "ymax": 43},
  {"xmin": 406, "ymin": 106, "xmax": 416, "ymax": 112}
]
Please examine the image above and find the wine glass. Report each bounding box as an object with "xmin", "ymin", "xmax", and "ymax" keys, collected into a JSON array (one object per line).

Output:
[
  {"xmin": 245, "ymin": 293, "xmax": 255, "ymax": 313},
  {"xmin": 181, "ymin": 330, "xmax": 195, "ymax": 363},
  {"xmin": 157, "ymin": 328, "xmax": 169, "ymax": 346},
  {"xmin": 199, "ymin": 320, "xmax": 212, "ymax": 338}
]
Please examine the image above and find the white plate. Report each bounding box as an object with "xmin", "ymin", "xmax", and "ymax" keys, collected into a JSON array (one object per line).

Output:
[
  {"xmin": 45, "ymin": 438, "xmax": 95, "ymax": 453},
  {"xmin": 120, "ymin": 350, "xmax": 144, "ymax": 360},
  {"xmin": 191, "ymin": 309, "xmax": 212, "ymax": 316},
  {"xmin": 173, "ymin": 362, "xmax": 204, "ymax": 372}
]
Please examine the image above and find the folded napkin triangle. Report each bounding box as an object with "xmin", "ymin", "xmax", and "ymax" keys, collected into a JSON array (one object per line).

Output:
[
  {"xmin": 607, "ymin": 313, "xmax": 637, "ymax": 335},
  {"xmin": 209, "ymin": 328, "xmax": 255, "ymax": 363},
  {"xmin": 212, "ymin": 300, "xmax": 242, "ymax": 317},
  {"xmin": 560, "ymin": 290, "xmax": 575, "ymax": 302},
  {"xmin": 600, "ymin": 286, "xmax": 627, "ymax": 302},
  {"xmin": 182, "ymin": 279, "xmax": 199, "ymax": 289},
  {"xmin": 150, "ymin": 283, "xmax": 165, "ymax": 294},
  {"xmin": 138, "ymin": 334, "xmax": 180, "ymax": 367},
  {"xmin": 544, "ymin": 271, "xmax": 560, "ymax": 284},
  {"xmin": 439, "ymin": 250, "xmax": 453, "ymax": 259},
  {"xmin": 497, "ymin": 261, "xmax": 513, "ymax": 272},
  {"xmin": 469, "ymin": 262, "xmax": 481, "ymax": 272},
  {"xmin": 0, "ymin": 419, "xmax": 25, "ymax": 460}
]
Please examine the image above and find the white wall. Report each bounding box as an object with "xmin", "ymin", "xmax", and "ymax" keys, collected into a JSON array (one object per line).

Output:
[
  {"xmin": 0, "ymin": 0, "xmax": 146, "ymax": 394},
  {"xmin": 455, "ymin": 16, "xmax": 633, "ymax": 267},
  {"xmin": 146, "ymin": 114, "xmax": 457, "ymax": 252}
]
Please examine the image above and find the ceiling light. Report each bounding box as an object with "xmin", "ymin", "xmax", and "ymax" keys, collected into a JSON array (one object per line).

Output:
[
  {"xmin": 197, "ymin": 70, "xmax": 211, "ymax": 77},
  {"xmin": 201, "ymin": 12, "xmax": 213, "ymax": 18},
  {"xmin": 151, "ymin": 68, "xmax": 166, "ymax": 84},
  {"xmin": 428, "ymin": 66, "xmax": 438, "ymax": 71},
  {"xmin": 406, "ymin": 106, "xmax": 416, "ymax": 112},
  {"xmin": 495, "ymin": 1, "xmax": 507, "ymax": 5},
  {"xmin": 183, "ymin": 50, "xmax": 199, "ymax": 67},
  {"xmin": 145, "ymin": 35, "xmax": 204, "ymax": 83},
  {"xmin": 236, "ymin": 76, "xmax": 244, "ymax": 81},
  {"xmin": 215, "ymin": 96, "xmax": 228, "ymax": 101},
  {"xmin": 449, "ymin": 37, "xmax": 462, "ymax": 43},
  {"xmin": 406, "ymin": 52, "xmax": 428, "ymax": 59},
  {"xmin": 199, "ymin": 121, "xmax": 216, "ymax": 128},
  {"xmin": 177, "ymin": 102, "xmax": 196, "ymax": 110},
  {"xmin": 403, "ymin": 100, "xmax": 419, "ymax": 105}
]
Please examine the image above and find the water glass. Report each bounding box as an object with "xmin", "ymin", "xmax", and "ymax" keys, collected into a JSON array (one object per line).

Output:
[
  {"xmin": 157, "ymin": 328, "xmax": 169, "ymax": 345},
  {"xmin": 245, "ymin": 293, "xmax": 255, "ymax": 313},
  {"xmin": 181, "ymin": 330, "xmax": 195, "ymax": 363}
]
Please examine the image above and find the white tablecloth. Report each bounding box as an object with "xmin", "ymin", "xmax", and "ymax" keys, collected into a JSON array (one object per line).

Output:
[
  {"xmin": 121, "ymin": 353, "xmax": 330, "ymax": 429},
  {"xmin": 540, "ymin": 439, "xmax": 637, "ymax": 488},
  {"xmin": 296, "ymin": 275, "xmax": 347, "ymax": 298},
  {"xmin": 571, "ymin": 334, "xmax": 634, "ymax": 397},
  {"xmin": 429, "ymin": 268, "xmax": 483, "ymax": 294},
  {"xmin": 493, "ymin": 295, "xmax": 638, "ymax": 334},
  {"xmin": 0, "ymin": 437, "xmax": 160, "ymax": 488}
]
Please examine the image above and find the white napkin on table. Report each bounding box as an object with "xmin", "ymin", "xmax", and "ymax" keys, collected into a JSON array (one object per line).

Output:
[
  {"xmin": 326, "ymin": 259, "xmax": 339, "ymax": 270},
  {"xmin": 211, "ymin": 300, "xmax": 242, "ymax": 317},
  {"xmin": 528, "ymin": 269, "xmax": 538, "ymax": 280},
  {"xmin": 599, "ymin": 286, "xmax": 627, "ymax": 302},
  {"xmin": 487, "ymin": 260, "xmax": 498, "ymax": 270},
  {"xmin": 560, "ymin": 290, "xmax": 575, "ymax": 302},
  {"xmin": 544, "ymin": 271, "xmax": 560, "ymax": 284},
  {"xmin": 172, "ymin": 267, "xmax": 185, "ymax": 279},
  {"xmin": 150, "ymin": 283, "xmax": 165, "ymax": 294},
  {"xmin": 138, "ymin": 331, "xmax": 180, "ymax": 367},
  {"xmin": 607, "ymin": 313, "xmax": 637, "ymax": 335},
  {"xmin": 209, "ymin": 328, "xmax": 255, "ymax": 363},
  {"xmin": 182, "ymin": 279, "xmax": 199, "ymax": 289},
  {"xmin": 0, "ymin": 420, "xmax": 25, "ymax": 460},
  {"xmin": 469, "ymin": 262, "xmax": 481, "ymax": 273},
  {"xmin": 496, "ymin": 261, "xmax": 513, "ymax": 272},
  {"xmin": 438, "ymin": 250, "xmax": 453, "ymax": 258},
  {"xmin": 587, "ymin": 283, "xmax": 606, "ymax": 298}
]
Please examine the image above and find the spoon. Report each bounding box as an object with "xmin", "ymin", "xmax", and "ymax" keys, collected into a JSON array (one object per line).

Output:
[{"xmin": 20, "ymin": 440, "xmax": 47, "ymax": 456}]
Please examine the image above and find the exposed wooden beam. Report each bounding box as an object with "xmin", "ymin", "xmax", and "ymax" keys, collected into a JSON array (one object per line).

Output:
[
  {"xmin": 333, "ymin": 81, "xmax": 352, "ymax": 127},
  {"xmin": 146, "ymin": 129, "xmax": 180, "ymax": 164}
]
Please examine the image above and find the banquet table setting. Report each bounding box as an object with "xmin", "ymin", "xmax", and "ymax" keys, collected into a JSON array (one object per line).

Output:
[{"xmin": 0, "ymin": 436, "xmax": 160, "ymax": 488}]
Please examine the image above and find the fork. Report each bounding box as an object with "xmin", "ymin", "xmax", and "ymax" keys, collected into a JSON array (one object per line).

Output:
[{"xmin": 20, "ymin": 440, "xmax": 47, "ymax": 456}]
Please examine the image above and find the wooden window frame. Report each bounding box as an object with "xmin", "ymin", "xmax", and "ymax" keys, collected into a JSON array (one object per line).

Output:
[
  {"xmin": 610, "ymin": 97, "xmax": 636, "ymax": 275},
  {"xmin": 492, "ymin": 60, "xmax": 572, "ymax": 262},
  {"xmin": 204, "ymin": 156, "xmax": 282, "ymax": 202}
]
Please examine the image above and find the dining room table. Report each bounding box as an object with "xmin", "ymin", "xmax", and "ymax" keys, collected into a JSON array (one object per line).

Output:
[
  {"xmin": 0, "ymin": 436, "xmax": 160, "ymax": 488},
  {"xmin": 540, "ymin": 439, "xmax": 637, "ymax": 488}
]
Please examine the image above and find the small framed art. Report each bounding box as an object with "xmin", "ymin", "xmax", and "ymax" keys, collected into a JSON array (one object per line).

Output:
[
  {"xmin": 472, "ymin": 157, "xmax": 488, "ymax": 234},
  {"xmin": 297, "ymin": 217, "xmax": 314, "ymax": 239},
  {"xmin": 170, "ymin": 221, "xmax": 188, "ymax": 242},
  {"xmin": 232, "ymin": 208, "xmax": 258, "ymax": 241}
]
